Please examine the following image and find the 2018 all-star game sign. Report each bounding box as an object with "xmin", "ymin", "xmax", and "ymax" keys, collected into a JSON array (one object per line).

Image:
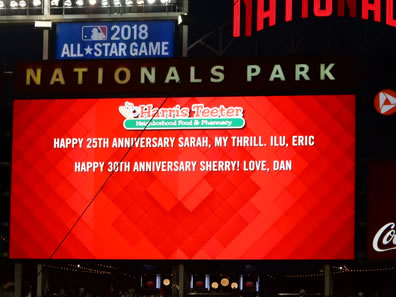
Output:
[{"xmin": 56, "ymin": 21, "xmax": 175, "ymax": 60}]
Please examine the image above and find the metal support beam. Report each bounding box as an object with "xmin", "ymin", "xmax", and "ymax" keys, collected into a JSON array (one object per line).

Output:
[
  {"xmin": 15, "ymin": 263, "xmax": 22, "ymax": 297},
  {"xmin": 37, "ymin": 264, "xmax": 43, "ymax": 297},
  {"xmin": 178, "ymin": 264, "xmax": 184, "ymax": 297},
  {"xmin": 182, "ymin": 25, "xmax": 188, "ymax": 57},
  {"xmin": 0, "ymin": 13, "xmax": 180, "ymax": 24},
  {"xmin": 181, "ymin": 0, "xmax": 189, "ymax": 57},
  {"xmin": 43, "ymin": 30, "xmax": 49, "ymax": 61},
  {"xmin": 44, "ymin": 0, "xmax": 50, "ymax": 16},
  {"xmin": 324, "ymin": 264, "xmax": 333, "ymax": 297}
]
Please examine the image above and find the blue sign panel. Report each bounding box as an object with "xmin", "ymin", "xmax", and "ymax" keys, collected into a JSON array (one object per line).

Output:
[{"xmin": 56, "ymin": 21, "xmax": 175, "ymax": 60}]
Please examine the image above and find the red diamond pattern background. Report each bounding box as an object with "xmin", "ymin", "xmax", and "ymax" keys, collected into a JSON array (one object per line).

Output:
[{"xmin": 10, "ymin": 95, "xmax": 355, "ymax": 259}]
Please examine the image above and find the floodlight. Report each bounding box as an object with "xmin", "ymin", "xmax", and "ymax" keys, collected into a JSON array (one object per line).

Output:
[
  {"xmin": 220, "ymin": 278, "xmax": 229, "ymax": 287},
  {"xmin": 0, "ymin": 0, "xmax": 5, "ymax": 8},
  {"xmin": 231, "ymin": 282, "xmax": 238, "ymax": 289},
  {"xmin": 163, "ymin": 279, "xmax": 171, "ymax": 286},
  {"xmin": 63, "ymin": 0, "xmax": 72, "ymax": 6},
  {"xmin": 100, "ymin": 0, "xmax": 108, "ymax": 6},
  {"xmin": 136, "ymin": 0, "xmax": 143, "ymax": 5},
  {"xmin": 10, "ymin": 0, "xmax": 18, "ymax": 8},
  {"xmin": 19, "ymin": 0, "xmax": 27, "ymax": 7},
  {"xmin": 147, "ymin": 0, "xmax": 155, "ymax": 4},
  {"xmin": 88, "ymin": 0, "xmax": 96, "ymax": 5},
  {"xmin": 76, "ymin": 0, "xmax": 84, "ymax": 6},
  {"xmin": 160, "ymin": 0, "xmax": 169, "ymax": 3},
  {"xmin": 125, "ymin": 0, "xmax": 132, "ymax": 6},
  {"xmin": 50, "ymin": 0, "xmax": 59, "ymax": 6},
  {"xmin": 35, "ymin": 20, "xmax": 52, "ymax": 28},
  {"xmin": 113, "ymin": 0, "xmax": 120, "ymax": 6}
]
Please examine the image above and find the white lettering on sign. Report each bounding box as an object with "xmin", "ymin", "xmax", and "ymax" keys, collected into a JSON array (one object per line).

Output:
[
  {"xmin": 110, "ymin": 24, "xmax": 149, "ymax": 41},
  {"xmin": 373, "ymin": 222, "xmax": 396, "ymax": 252},
  {"xmin": 61, "ymin": 44, "xmax": 84, "ymax": 58},
  {"xmin": 61, "ymin": 41, "xmax": 170, "ymax": 58}
]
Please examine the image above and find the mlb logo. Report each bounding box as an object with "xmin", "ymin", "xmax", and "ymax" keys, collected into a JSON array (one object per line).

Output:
[{"xmin": 82, "ymin": 26, "xmax": 107, "ymax": 41}]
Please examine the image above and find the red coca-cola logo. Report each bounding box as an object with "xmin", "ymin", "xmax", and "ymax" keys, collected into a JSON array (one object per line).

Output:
[{"xmin": 372, "ymin": 222, "xmax": 396, "ymax": 252}]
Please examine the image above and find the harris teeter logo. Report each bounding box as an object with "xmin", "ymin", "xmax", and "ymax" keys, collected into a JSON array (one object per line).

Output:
[{"xmin": 119, "ymin": 101, "xmax": 245, "ymax": 130}]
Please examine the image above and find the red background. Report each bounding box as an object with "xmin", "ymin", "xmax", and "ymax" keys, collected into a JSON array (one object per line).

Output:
[{"xmin": 10, "ymin": 95, "xmax": 355, "ymax": 259}]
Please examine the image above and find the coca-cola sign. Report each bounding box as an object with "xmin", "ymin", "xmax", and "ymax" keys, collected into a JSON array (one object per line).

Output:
[
  {"xmin": 368, "ymin": 162, "xmax": 396, "ymax": 259},
  {"xmin": 373, "ymin": 223, "xmax": 396, "ymax": 253}
]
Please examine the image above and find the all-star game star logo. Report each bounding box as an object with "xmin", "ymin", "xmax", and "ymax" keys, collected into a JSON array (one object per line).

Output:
[{"xmin": 374, "ymin": 90, "xmax": 396, "ymax": 116}]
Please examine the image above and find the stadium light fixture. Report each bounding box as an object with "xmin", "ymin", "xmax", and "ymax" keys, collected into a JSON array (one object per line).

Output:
[
  {"xmin": 231, "ymin": 282, "xmax": 238, "ymax": 289},
  {"xmin": 163, "ymin": 278, "xmax": 171, "ymax": 286},
  {"xmin": 35, "ymin": 20, "xmax": 52, "ymax": 28},
  {"xmin": 10, "ymin": 0, "xmax": 18, "ymax": 8},
  {"xmin": 220, "ymin": 278, "xmax": 230, "ymax": 287},
  {"xmin": 0, "ymin": 0, "xmax": 183, "ymax": 18}
]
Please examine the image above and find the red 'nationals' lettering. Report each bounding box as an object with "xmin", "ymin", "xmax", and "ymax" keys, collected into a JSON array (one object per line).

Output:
[{"xmin": 233, "ymin": 0, "xmax": 396, "ymax": 37}]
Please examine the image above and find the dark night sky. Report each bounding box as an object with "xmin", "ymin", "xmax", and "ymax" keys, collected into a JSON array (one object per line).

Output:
[{"xmin": 2, "ymin": 0, "xmax": 396, "ymax": 63}]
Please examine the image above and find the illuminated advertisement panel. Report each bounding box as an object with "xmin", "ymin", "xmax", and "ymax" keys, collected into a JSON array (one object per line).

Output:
[
  {"xmin": 56, "ymin": 21, "xmax": 175, "ymax": 60},
  {"xmin": 10, "ymin": 95, "xmax": 355, "ymax": 259},
  {"xmin": 368, "ymin": 162, "xmax": 396, "ymax": 259}
]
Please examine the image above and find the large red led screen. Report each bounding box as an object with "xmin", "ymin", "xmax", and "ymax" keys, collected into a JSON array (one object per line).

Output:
[{"xmin": 10, "ymin": 96, "xmax": 355, "ymax": 259}]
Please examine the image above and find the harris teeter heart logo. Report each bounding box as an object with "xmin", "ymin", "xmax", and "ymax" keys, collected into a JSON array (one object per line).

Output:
[{"xmin": 119, "ymin": 101, "xmax": 246, "ymax": 130}]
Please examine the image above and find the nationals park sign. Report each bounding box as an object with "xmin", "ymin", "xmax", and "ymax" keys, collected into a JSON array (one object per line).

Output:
[{"xmin": 15, "ymin": 57, "xmax": 355, "ymax": 97}]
